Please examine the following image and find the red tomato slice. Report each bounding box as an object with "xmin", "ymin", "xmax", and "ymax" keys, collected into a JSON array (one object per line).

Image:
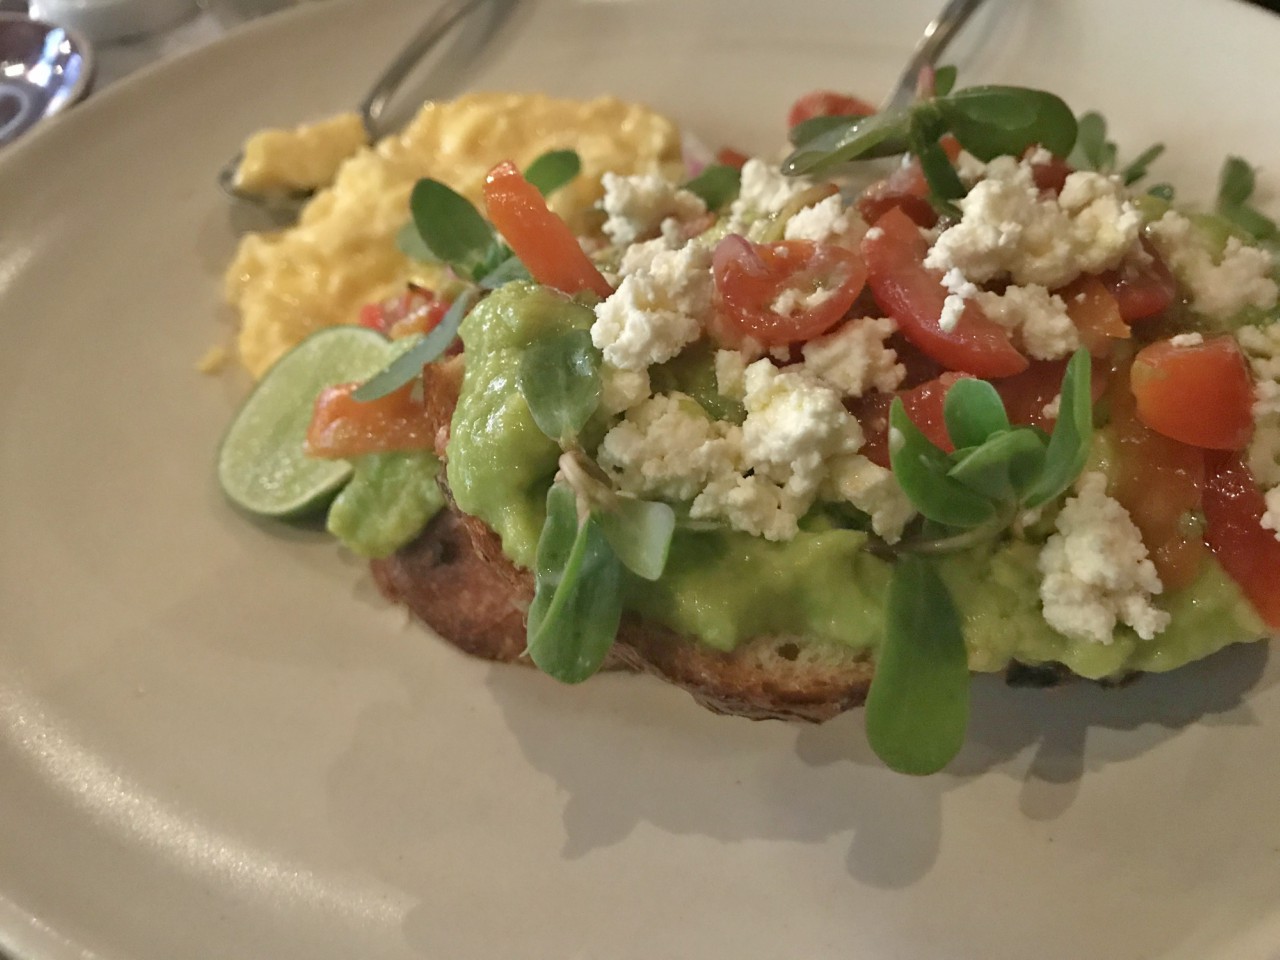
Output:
[
  {"xmin": 1098, "ymin": 241, "xmax": 1177, "ymax": 323},
  {"xmin": 1203, "ymin": 453, "xmax": 1280, "ymax": 630},
  {"xmin": 1130, "ymin": 336, "xmax": 1255, "ymax": 450},
  {"xmin": 715, "ymin": 147, "xmax": 749, "ymax": 169},
  {"xmin": 1103, "ymin": 364, "xmax": 1208, "ymax": 590},
  {"xmin": 861, "ymin": 207, "xmax": 1028, "ymax": 378},
  {"xmin": 787, "ymin": 91, "xmax": 876, "ymax": 130},
  {"xmin": 306, "ymin": 381, "xmax": 435, "ymax": 459},
  {"xmin": 358, "ymin": 286, "xmax": 451, "ymax": 338},
  {"xmin": 1023, "ymin": 145, "xmax": 1073, "ymax": 194},
  {"xmin": 1060, "ymin": 275, "xmax": 1129, "ymax": 356},
  {"xmin": 853, "ymin": 372, "xmax": 971, "ymax": 468},
  {"xmin": 482, "ymin": 160, "xmax": 612, "ymax": 299},
  {"xmin": 855, "ymin": 136, "xmax": 962, "ymax": 229},
  {"xmin": 712, "ymin": 235, "xmax": 866, "ymax": 346}
]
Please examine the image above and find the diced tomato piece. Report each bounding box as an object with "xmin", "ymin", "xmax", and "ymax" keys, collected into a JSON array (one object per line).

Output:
[
  {"xmin": 358, "ymin": 287, "xmax": 451, "ymax": 339},
  {"xmin": 861, "ymin": 207, "xmax": 1028, "ymax": 378},
  {"xmin": 1203, "ymin": 453, "xmax": 1280, "ymax": 629},
  {"xmin": 1130, "ymin": 336, "xmax": 1254, "ymax": 450},
  {"xmin": 716, "ymin": 147, "xmax": 749, "ymax": 168},
  {"xmin": 711, "ymin": 235, "xmax": 866, "ymax": 346},
  {"xmin": 1059, "ymin": 276, "xmax": 1129, "ymax": 356},
  {"xmin": 1098, "ymin": 242, "xmax": 1178, "ymax": 323},
  {"xmin": 306, "ymin": 380, "xmax": 435, "ymax": 459},
  {"xmin": 856, "ymin": 136, "xmax": 962, "ymax": 229},
  {"xmin": 1023, "ymin": 145, "xmax": 1073, "ymax": 194},
  {"xmin": 482, "ymin": 160, "xmax": 612, "ymax": 298},
  {"xmin": 1103, "ymin": 364, "xmax": 1207, "ymax": 590},
  {"xmin": 986, "ymin": 356, "xmax": 1110, "ymax": 432},
  {"xmin": 853, "ymin": 372, "xmax": 970, "ymax": 468},
  {"xmin": 787, "ymin": 91, "xmax": 876, "ymax": 131}
]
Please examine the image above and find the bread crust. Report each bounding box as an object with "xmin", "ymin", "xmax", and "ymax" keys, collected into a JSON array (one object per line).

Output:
[{"xmin": 372, "ymin": 504, "xmax": 874, "ymax": 722}]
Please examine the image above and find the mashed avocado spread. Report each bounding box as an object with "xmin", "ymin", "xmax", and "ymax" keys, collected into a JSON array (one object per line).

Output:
[{"xmin": 445, "ymin": 283, "xmax": 1264, "ymax": 679}]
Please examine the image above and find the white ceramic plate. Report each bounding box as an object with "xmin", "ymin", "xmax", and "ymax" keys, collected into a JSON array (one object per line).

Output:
[{"xmin": 2, "ymin": 0, "xmax": 1279, "ymax": 957}]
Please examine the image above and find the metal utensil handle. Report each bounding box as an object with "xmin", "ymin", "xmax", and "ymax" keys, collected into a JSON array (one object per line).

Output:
[
  {"xmin": 357, "ymin": 0, "xmax": 492, "ymax": 138},
  {"xmin": 880, "ymin": 0, "xmax": 989, "ymax": 112}
]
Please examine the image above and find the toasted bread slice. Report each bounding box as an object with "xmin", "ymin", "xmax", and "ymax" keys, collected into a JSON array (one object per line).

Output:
[{"xmin": 372, "ymin": 503, "xmax": 874, "ymax": 722}]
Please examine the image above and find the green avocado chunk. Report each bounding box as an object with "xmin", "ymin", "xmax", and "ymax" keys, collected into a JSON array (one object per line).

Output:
[
  {"xmin": 445, "ymin": 282, "xmax": 1269, "ymax": 676},
  {"xmin": 326, "ymin": 451, "xmax": 445, "ymax": 558}
]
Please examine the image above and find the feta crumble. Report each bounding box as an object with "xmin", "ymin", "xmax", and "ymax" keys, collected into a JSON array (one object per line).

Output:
[
  {"xmin": 939, "ymin": 267, "xmax": 979, "ymax": 333},
  {"xmin": 800, "ymin": 316, "xmax": 905, "ymax": 397},
  {"xmin": 1169, "ymin": 332, "xmax": 1205, "ymax": 348},
  {"xmin": 1237, "ymin": 323, "xmax": 1280, "ymax": 538},
  {"xmin": 1038, "ymin": 472, "xmax": 1170, "ymax": 645},
  {"xmin": 924, "ymin": 157, "xmax": 1142, "ymax": 289},
  {"xmin": 783, "ymin": 194, "xmax": 852, "ymax": 244},
  {"xmin": 1147, "ymin": 211, "xmax": 1279, "ymax": 321},
  {"xmin": 823, "ymin": 454, "xmax": 916, "ymax": 543},
  {"xmin": 600, "ymin": 172, "xmax": 707, "ymax": 247},
  {"xmin": 728, "ymin": 158, "xmax": 814, "ymax": 236},
  {"xmin": 591, "ymin": 242, "xmax": 712, "ymax": 370},
  {"xmin": 597, "ymin": 394, "xmax": 741, "ymax": 501},
  {"xmin": 599, "ymin": 364, "xmax": 652, "ymax": 415},
  {"xmin": 975, "ymin": 283, "xmax": 1081, "ymax": 361}
]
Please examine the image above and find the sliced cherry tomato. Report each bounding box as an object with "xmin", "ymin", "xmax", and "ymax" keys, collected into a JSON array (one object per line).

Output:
[
  {"xmin": 861, "ymin": 207, "xmax": 1028, "ymax": 378},
  {"xmin": 1060, "ymin": 276, "xmax": 1129, "ymax": 356},
  {"xmin": 985, "ymin": 355, "xmax": 1111, "ymax": 432},
  {"xmin": 856, "ymin": 136, "xmax": 962, "ymax": 229},
  {"xmin": 1098, "ymin": 242, "xmax": 1177, "ymax": 323},
  {"xmin": 853, "ymin": 372, "xmax": 970, "ymax": 468},
  {"xmin": 1104, "ymin": 363, "xmax": 1207, "ymax": 590},
  {"xmin": 1203, "ymin": 453, "xmax": 1280, "ymax": 630},
  {"xmin": 1024, "ymin": 145, "xmax": 1073, "ymax": 194},
  {"xmin": 306, "ymin": 380, "xmax": 434, "ymax": 459},
  {"xmin": 716, "ymin": 147, "xmax": 749, "ymax": 169},
  {"xmin": 358, "ymin": 286, "xmax": 451, "ymax": 339},
  {"xmin": 712, "ymin": 235, "xmax": 866, "ymax": 346},
  {"xmin": 1130, "ymin": 336, "xmax": 1254, "ymax": 450},
  {"xmin": 482, "ymin": 160, "xmax": 612, "ymax": 298},
  {"xmin": 787, "ymin": 91, "xmax": 876, "ymax": 131}
]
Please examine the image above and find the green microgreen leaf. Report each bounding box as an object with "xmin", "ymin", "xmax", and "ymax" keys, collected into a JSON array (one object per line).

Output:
[
  {"xmin": 933, "ymin": 65, "xmax": 958, "ymax": 98},
  {"xmin": 1022, "ymin": 348, "xmax": 1093, "ymax": 508},
  {"xmin": 526, "ymin": 483, "xmax": 622, "ymax": 683},
  {"xmin": 352, "ymin": 288, "xmax": 476, "ymax": 402},
  {"xmin": 788, "ymin": 114, "xmax": 859, "ymax": 148},
  {"xmin": 683, "ymin": 164, "xmax": 742, "ymax": 211},
  {"xmin": 524, "ymin": 149, "xmax": 581, "ymax": 197},
  {"xmin": 517, "ymin": 329, "xmax": 602, "ymax": 445},
  {"xmin": 936, "ymin": 86, "xmax": 1077, "ymax": 161},
  {"xmin": 1217, "ymin": 156, "xmax": 1279, "ymax": 241},
  {"xmin": 598, "ymin": 497, "xmax": 676, "ymax": 581},
  {"xmin": 782, "ymin": 108, "xmax": 915, "ymax": 176},
  {"xmin": 477, "ymin": 251, "xmax": 532, "ymax": 289},
  {"xmin": 1066, "ymin": 111, "xmax": 1115, "ymax": 172},
  {"xmin": 1120, "ymin": 142, "xmax": 1165, "ymax": 186},
  {"xmin": 865, "ymin": 556, "xmax": 970, "ymax": 775},
  {"xmin": 943, "ymin": 378, "xmax": 1010, "ymax": 449},
  {"xmin": 888, "ymin": 398, "xmax": 996, "ymax": 529},
  {"xmin": 911, "ymin": 114, "xmax": 965, "ymax": 216},
  {"xmin": 1147, "ymin": 182, "xmax": 1175, "ymax": 202},
  {"xmin": 409, "ymin": 178, "xmax": 496, "ymax": 279},
  {"xmin": 947, "ymin": 427, "xmax": 1047, "ymax": 503},
  {"xmin": 395, "ymin": 221, "xmax": 440, "ymax": 263}
]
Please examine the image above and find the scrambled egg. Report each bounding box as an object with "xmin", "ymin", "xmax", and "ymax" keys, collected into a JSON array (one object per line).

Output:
[
  {"xmin": 235, "ymin": 113, "xmax": 370, "ymax": 195},
  {"xmin": 226, "ymin": 92, "xmax": 685, "ymax": 377}
]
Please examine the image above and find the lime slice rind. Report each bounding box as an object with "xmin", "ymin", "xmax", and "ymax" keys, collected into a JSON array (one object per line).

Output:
[{"xmin": 217, "ymin": 326, "xmax": 400, "ymax": 520}]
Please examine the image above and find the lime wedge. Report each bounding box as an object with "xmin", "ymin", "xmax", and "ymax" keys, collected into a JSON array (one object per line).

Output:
[{"xmin": 217, "ymin": 326, "xmax": 399, "ymax": 519}]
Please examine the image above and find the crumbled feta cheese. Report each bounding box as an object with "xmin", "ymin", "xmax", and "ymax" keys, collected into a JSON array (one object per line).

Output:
[
  {"xmin": 1237, "ymin": 323, "xmax": 1280, "ymax": 540},
  {"xmin": 1169, "ymin": 332, "xmax": 1205, "ymax": 348},
  {"xmin": 740, "ymin": 359, "xmax": 864, "ymax": 501},
  {"xmin": 800, "ymin": 316, "xmax": 905, "ymax": 397},
  {"xmin": 1026, "ymin": 145, "xmax": 1055, "ymax": 166},
  {"xmin": 728, "ymin": 158, "xmax": 814, "ymax": 235},
  {"xmin": 715, "ymin": 349, "xmax": 749, "ymax": 400},
  {"xmin": 600, "ymin": 171, "xmax": 707, "ymax": 247},
  {"xmin": 975, "ymin": 283, "xmax": 1080, "ymax": 360},
  {"xmin": 599, "ymin": 364, "xmax": 652, "ymax": 415},
  {"xmin": 939, "ymin": 267, "xmax": 979, "ymax": 333},
  {"xmin": 597, "ymin": 393, "xmax": 742, "ymax": 501},
  {"xmin": 824, "ymin": 454, "xmax": 916, "ymax": 543},
  {"xmin": 924, "ymin": 157, "xmax": 1142, "ymax": 288},
  {"xmin": 617, "ymin": 235, "xmax": 676, "ymax": 277},
  {"xmin": 864, "ymin": 226, "xmax": 884, "ymax": 241},
  {"xmin": 691, "ymin": 474, "xmax": 804, "ymax": 542},
  {"xmin": 1041, "ymin": 393, "xmax": 1061, "ymax": 421},
  {"xmin": 1038, "ymin": 472, "xmax": 1170, "ymax": 644},
  {"xmin": 783, "ymin": 194, "xmax": 852, "ymax": 244},
  {"xmin": 772, "ymin": 285, "xmax": 837, "ymax": 317},
  {"xmin": 1147, "ymin": 211, "xmax": 1279, "ymax": 321},
  {"xmin": 1263, "ymin": 487, "xmax": 1280, "ymax": 539},
  {"xmin": 591, "ymin": 242, "xmax": 712, "ymax": 370},
  {"xmin": 954, "ymin": 150, "xmax": 987, "ymax": 185}
]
